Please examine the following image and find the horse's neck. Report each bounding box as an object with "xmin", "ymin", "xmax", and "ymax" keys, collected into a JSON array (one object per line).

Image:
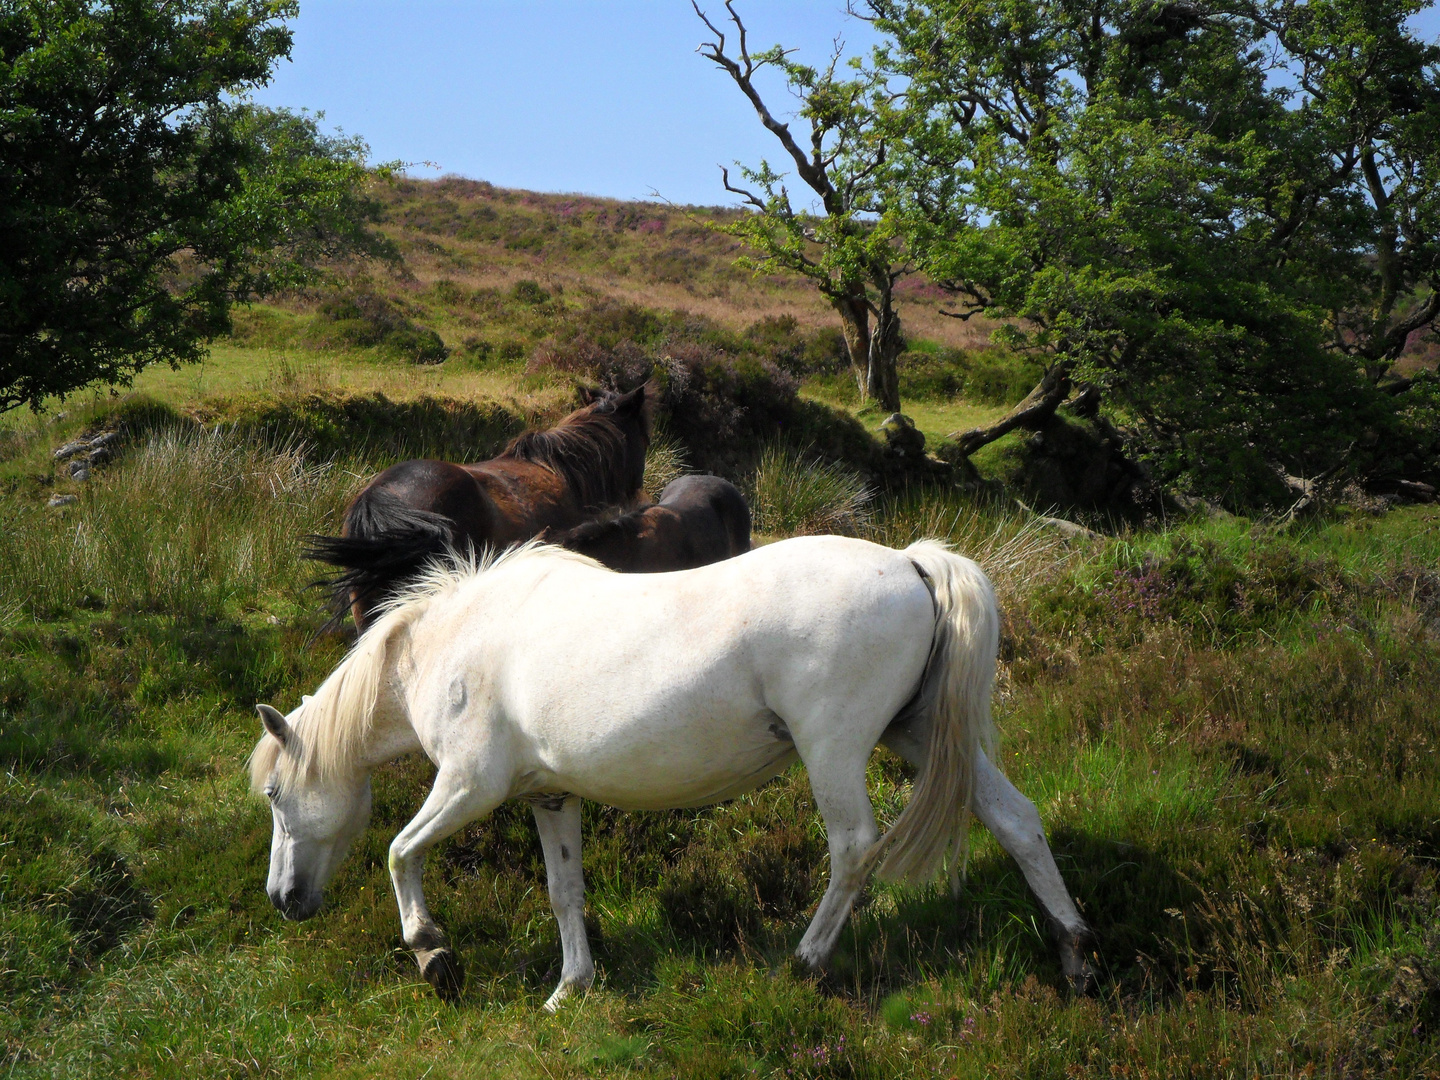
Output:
[{"xmin": 356, "ymin": 692, "xmax": 424, "ymax": 772}]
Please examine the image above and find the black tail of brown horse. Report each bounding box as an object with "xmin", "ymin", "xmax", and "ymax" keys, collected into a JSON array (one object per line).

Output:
[{"xmin": 304, "ymin": 492, "xmax": 460, "ymax": 631}]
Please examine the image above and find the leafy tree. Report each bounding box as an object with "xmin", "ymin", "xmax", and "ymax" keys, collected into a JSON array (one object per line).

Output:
[
  {"xmin": 695, "ymin": 1, "xmax": 910, "ymax": 413},
  {"xmin": 0, "ymin": 0, "xmax": 394, "ymax": 412},
  {"xmin": 1252, "ymin": 0, "xmax": 1440, "ymax": 386},
  {"xmin": 863, "ymin": 0, "xmax": 1440, "ymax": 501}
]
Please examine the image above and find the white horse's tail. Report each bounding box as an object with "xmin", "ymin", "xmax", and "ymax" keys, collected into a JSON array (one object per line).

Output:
[{"xmin": 871, "ymin": 539, "xmax": 1000, "ymax": 886}]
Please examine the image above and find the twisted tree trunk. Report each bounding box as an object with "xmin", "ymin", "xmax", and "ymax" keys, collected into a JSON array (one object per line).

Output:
[{"xmin": 950, "ymin": 365, "xmax": 1072, "ymax": 455}]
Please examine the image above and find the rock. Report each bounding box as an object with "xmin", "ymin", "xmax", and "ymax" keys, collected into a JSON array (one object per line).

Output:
[
  {"xmin": 47, "ymin": 493, "xmax": 78, "ymax": 508},
  {"xmin": 54, "ymin": 439, "xmax": 90, "ymax": 461},
  {"xmin": 1397, "ymin": 479, "xmax": 1437, "ymax": 503},
  {"xmin": 89, "ymin": 430, "xmax": 121, "ymax": 449},
  {"xmin": 1038, "ymin": 516, "xmax": 1101, "ymax": 541},
  {"xmin": 880, "ymin": 413, "xmax": 926, "ymax": 459},
  {"xmin": 68, "ymin": 462, "xmax": 90, "ymax": 481},
  {"xmin": 87, "ymin": 446, "xmax": 111, "ymax": 465}
]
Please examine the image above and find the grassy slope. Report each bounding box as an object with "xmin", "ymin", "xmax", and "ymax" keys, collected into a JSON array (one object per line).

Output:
[
  {"xmin": 5, "ymin": 181, "xmax": 1440, "ymax": 1078},
  {"xmin": 1, "ymin": 177, "xmax": 1008, "ymax": 451}
]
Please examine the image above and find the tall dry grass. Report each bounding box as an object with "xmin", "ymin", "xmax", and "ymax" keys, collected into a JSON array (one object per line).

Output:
[
  {"xmin": 1, "ymin": 427, "xmax": 351, "ymax": 620},
  {"xmin": 748, "ymin": 444, "xmax": 873, "ymax": 537}
]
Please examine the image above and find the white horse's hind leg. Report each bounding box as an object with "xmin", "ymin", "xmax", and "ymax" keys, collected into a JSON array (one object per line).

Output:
[
  {"xmin": 530, "ymin": 797, "xmax": 595, "ymax": 1012},
  {"xmin": 971, "ymin": 749, "xmax": 1095, "ymax": 992},
  {"xmin": 794, "ymin": 760, "xmax": 880, "ymax": 971},
  {"xmin": 388, "ymin": 766, "xmax": 504, "ymax": 1000}
]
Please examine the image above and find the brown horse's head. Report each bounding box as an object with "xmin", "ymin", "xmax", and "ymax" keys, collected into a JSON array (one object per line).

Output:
[
  {"xmin": 506, "ymin": 381, "xmax": 656, "ymax": 509},
  {"xmin": 584, "ymin": 382, "xmax": 656, "ymax": 501}
]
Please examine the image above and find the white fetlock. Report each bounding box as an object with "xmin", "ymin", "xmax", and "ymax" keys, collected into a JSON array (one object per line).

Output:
[
  {"xmin": 543, "ymin": 980, "xmax": 577, "ymax": 1013},
  {"xmin": 542, "ymin": 970, "xmax": 594, "ymax": 1013}
]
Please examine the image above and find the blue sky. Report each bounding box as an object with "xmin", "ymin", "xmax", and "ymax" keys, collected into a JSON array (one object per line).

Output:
[
  {"xmin": 252, "ymin": 2, "xmax": 1440, "ymax": 209},
  {"xmin": 252, "ymin": 1, "xmax": 877, "ymax": 207}
]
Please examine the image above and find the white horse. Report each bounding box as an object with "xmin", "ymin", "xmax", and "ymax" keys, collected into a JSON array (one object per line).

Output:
[{"xmin": 250, "ymin": 537, "xmax": 1093, "ymax": 1009}]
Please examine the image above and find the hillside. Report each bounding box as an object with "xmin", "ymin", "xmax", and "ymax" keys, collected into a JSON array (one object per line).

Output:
[{"xmin": 113, "ymin": 177, "xmax": 1017, "ymax": 466}]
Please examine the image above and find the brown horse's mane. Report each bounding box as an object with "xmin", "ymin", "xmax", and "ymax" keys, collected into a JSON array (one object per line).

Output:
[
  {"xmin": 559, "ymin": 507, "xmax": 649, "ymax": 548},
  {"xmin": 500, "ymin": 385, "xmax": 654, "ymax": 509}
]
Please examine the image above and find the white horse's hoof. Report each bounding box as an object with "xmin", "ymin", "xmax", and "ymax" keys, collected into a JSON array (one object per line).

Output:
[{"xmin": 542, "ymin": 977, "xmax": 591, "ymax": 1012}]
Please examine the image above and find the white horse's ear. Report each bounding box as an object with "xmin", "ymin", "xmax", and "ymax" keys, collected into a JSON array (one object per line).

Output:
[{"xmin": 257, "ymin": 704, "xmax": 292, "ymax": 746}]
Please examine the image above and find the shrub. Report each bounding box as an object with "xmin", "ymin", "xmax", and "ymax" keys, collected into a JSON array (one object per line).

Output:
[
  {"xmin": 897, "ymin": 347, "xmax": 968, "ymax": 400},
  {"xmin": 509, "ymin": 279, "xmax": 551, "ymax": 306},
  {"xmin": 962, "ymin": 349, "xmax": 1045, "ymax": 406},
  {"xmin": 306, "ymin": 290, "xmax": 449, "ymax": 363},
  {"xmin": 749, "ymin": 444, "xmax": 872, "ymax": 536}
]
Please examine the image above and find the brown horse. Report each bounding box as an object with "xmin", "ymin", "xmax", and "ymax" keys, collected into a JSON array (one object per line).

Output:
[
  {"xmin": 548, "ymin": 474, "xmax": 751, "ymax": 572},
  {"xmin": 307, "ymin": 384, "xmax": 654, "ymax": 628}
]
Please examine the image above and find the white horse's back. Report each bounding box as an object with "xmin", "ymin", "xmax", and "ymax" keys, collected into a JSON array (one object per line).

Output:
[{"xmin": 402, "ymin": 536, "xmax": 935, "ymax": 810}]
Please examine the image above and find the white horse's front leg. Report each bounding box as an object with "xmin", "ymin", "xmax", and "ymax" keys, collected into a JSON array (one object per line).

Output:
[
  {"xmin": 530, "ymin": 797, "xmax": 595, "ymax": 1011},
  {"xmin": 971, "ymin": 749, "xmax": 1095, "ymax": 993},
  {"xmin": 389, "ymin": 766, "xmax": 500, "ymax": 1000}
]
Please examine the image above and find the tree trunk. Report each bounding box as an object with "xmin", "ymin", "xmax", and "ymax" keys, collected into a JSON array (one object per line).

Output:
[
  {"xmin": 831, "ymin": 291, "xmax": 872, "ymax": 399},
  {"xmin": 950, "ymin": 365, "xmax": 1072, "ymax": 455},
  {"xmin": 865, "ymin": 289, "xmax": 903, "ymax": 414}
]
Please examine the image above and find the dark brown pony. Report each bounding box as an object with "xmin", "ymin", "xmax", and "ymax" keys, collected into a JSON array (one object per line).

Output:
[
  {"xmin": 307, "ymin": 384, "xmax": 654, "ymax": 628},
  {"xmin": 548, "ymin": 474, "xmax": 751, "ymax": 572}
]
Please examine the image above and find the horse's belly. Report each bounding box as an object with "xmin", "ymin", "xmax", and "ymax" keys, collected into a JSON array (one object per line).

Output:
[{"xmin": 526, "ymin": 708, "xmax": 799, "ymax": 811}]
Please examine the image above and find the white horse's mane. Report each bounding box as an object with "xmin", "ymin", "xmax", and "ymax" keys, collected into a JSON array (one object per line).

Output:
[{"xmin": 249, "ymin": 542, "xmax": 601, "ymax": 794}]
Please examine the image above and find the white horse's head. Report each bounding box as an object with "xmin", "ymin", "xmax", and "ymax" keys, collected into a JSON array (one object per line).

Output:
[{"xmin": 253, "ymin": 703, "xmax": 373, "ymax": 921}]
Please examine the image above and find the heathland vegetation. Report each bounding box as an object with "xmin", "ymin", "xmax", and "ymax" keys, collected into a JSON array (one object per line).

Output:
[
  {"xmin": 4, "ymin": 1, "xmax": 1440, "ymax": 1077},
  {"xmin": 2, "ymin": 168, "xmax": 1439, "ymax": 1075}
]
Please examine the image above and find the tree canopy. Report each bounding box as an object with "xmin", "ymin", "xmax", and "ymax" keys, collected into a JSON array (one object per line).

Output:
[
  {"xmin": 708, "ymin": 0, "xmax": 1440, "ymax": 504},
  {"xmin": 871, "ymin": 0, "xmax": 1440, "ymax": 500},
  {"xmin": 0, "ymin": 0, "xmax": 394, "ymax": 412}
]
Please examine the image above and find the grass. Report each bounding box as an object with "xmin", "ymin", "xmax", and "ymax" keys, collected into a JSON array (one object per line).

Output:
[
  {"xmin": 4, "ymin": 391, "xmax": 1438, "ymax": 1077},
  {"xmin": 5, "ymin": 178, "xmax": 1440, "ymax": 1077}
]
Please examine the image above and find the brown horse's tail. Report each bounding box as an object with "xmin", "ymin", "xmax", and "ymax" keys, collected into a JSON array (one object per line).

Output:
[{"xmin": 303, "ymin": 490, "xmax": 459, "ymax": 630}]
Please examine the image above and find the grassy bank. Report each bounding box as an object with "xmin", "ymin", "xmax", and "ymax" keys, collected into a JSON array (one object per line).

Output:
[{"xmin": 3, "ymin": 383, "xmax": 1439, "ymax": 1078}]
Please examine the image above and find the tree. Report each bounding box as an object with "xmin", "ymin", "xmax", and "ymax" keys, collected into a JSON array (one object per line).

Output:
[
  {"xmin": 1249, "ymin": 0, "xmax": 1440, "ymax": 387},
  {"xmin": 0, "ymin": 0, "xmax": 395, "ymax": 413},
  {"xmin": 864, "ymin": 0, "xmax": 1440, "ymax": 502},
  {"xmin": 695, "ymin": 1, "xmax": 910, "ymax": 413}
]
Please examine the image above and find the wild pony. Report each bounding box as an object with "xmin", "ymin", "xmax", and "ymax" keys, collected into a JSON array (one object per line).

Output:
[
  {"xmin": 305, "ymin": 383, "xmax": 654, "ymax": 629},
  {"xmin": 250, "ymin": 537, "xmax": 1094, "ymax": 1010},
  {"xmin": 547, "ymin": 474, "xmax": 751, "ymax": 572}
]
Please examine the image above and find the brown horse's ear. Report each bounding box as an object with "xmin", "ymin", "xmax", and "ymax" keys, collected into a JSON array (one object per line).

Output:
[
  {"xmin": 613, "ymin": 379, "xmax": 659, "ymax": 438},
  {"xmin": 576, "ymin": 384, "xmax": 603, "ymax": 406},
  {"xmin": 258, "ymin": 704, "xmax": 292, "ymax": 746}
]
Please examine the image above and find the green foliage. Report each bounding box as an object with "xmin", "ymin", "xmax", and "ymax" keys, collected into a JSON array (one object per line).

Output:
[
  {"xmin": 0, "ymin": 1, "xmax": 393, "ymax": 411},
  {"xmin": 308, "ymin": 291, "xmax": 448, "ymax": 363},
  {"xmin": 898, "ymin": 346, "xmax": 1044, "ymax": 406},
  {"xmin": 867, "ymin": 0, "xmax": 1440, "ymax": 500},
  {"xmin": 3, "ymin": 405, "xmax": 1440, "ymax": 1074}
]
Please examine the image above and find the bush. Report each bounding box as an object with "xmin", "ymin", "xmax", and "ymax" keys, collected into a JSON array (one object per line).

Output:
[
  {"xmin": 897, "ymin": 346, "xmax": 1044, "ymax": 405},
  {"xmin": 306, "ymin": 290, "xmax": 449, "ymax": 363},
  {"xmin": 527, "ymin": 301, "xmax": 883, "ymax": 477},
  {"xmin": 963, "ymin": 350, "xmax": 1046, "ymax": 406},
  {"xmin": 509, "ymin": 279, "xmax": 551, "ymax": 306},
  {"xmin": 749, "ymin": 444, "xmax": 872, "ymax": 536}
]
